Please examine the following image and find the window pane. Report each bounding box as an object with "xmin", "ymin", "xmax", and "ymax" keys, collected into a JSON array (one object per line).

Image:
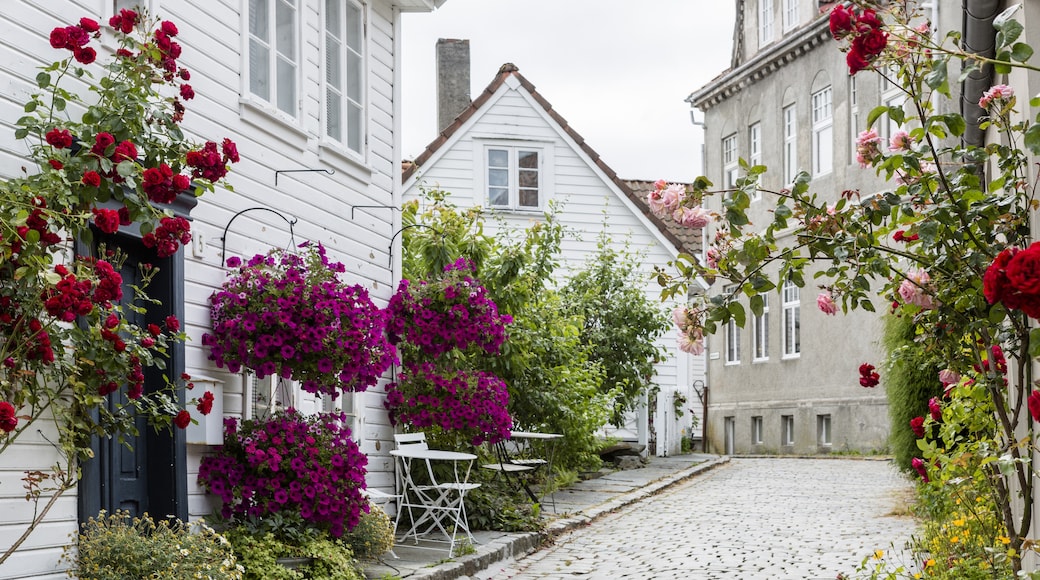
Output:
[
  {"xmin": 277, "ymin": 59, "xmax": 295, "ymax": 114},
  {"xmin": 519, "ymin": 189, "xmax": 539, "ymax": 207},
  {"xmin": 326, "ymin": 90, "xmax": 341, "ymax": 141},
  {"xmin": 488, "ymin": 167, "xmax": 508, "ymax": 187},
  {"xmin": 276, "ymin": 0, "xmax": 295, "ymax": 61},
  {"xmin": 347, "ymin": 102, "xmax": 362, "ymax": 152},
  {"xmin": 489, "ymin": 187, "xmax": 509, "ymax": 206},
  {"xmin": 326, "ymin": 36, "xmax": 341, "ymax": 88},
  {"xmin": 249, "ymin": 40, "xmax": 270, "ymax": 100},
  {"xmin": 346, "ymin": 2, "xmax": 362, "ymax": 52},
  {"xmin": 347, "ymin": 51, "xmax": 362, "ymax": 101},
  {"xmin": 818, "ymin": 126, "xmax": 833, "ymax": 174},
  {"xmin": 518, "ymin": 151, "xmax": 538, "ymax": 168},
  {"xmin": 518, "ymin": 169, "xmax": 538, "ymax": 188},
  {"xmin": 488, "ymin": 149, "xmax": 508, "ymax": 168},
  {"xmin": 250, "ymin": 0, "xmax": 269, "ymax": 40},
  {"xmin": 325, "ymin": 0, "xmax": 341, "ymax": 38}
]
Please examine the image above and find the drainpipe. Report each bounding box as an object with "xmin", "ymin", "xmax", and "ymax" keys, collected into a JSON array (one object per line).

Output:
[{"xmin": 961, "ymin": 0, "xmax": 1001, "ymax": 147}]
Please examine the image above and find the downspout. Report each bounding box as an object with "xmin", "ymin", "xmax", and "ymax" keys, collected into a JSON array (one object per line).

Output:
[{"xmin": 961, "ymin": 0, "xmax": 1001, "ymax": 147}]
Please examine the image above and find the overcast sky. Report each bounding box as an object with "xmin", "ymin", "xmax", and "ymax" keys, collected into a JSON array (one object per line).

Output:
[{"xmin": 400, "ymin": 2, "xmax": 736, "ymax": 182}]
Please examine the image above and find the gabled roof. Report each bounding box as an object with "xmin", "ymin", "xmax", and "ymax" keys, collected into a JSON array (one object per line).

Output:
[{"xmin": 402, "ymin": 63, "xmax": 701, "ymax": 256}]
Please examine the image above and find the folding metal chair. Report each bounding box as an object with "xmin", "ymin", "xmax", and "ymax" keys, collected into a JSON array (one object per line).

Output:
[
  {"xmin": 480, "ymin": 439, "xmax": 539, "ymax": 503},
  {"xmin": 391, "ymin": 432, "xmax": 480, "ymax": 556}
]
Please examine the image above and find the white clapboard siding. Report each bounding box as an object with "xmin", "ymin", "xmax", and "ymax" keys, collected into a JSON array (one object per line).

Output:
[
  {"xmin": 0, "ymin": 0, "xmax": 415, "ymax": 575},
  {"xmin": 403, "ymin": 68, "xmax": 707, "ymax": 456}
]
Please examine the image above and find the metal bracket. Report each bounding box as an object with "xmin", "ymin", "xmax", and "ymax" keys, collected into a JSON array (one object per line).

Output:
[{"xmin": 220, "ymin": 207, "xmax": 298, "ymax": 267}]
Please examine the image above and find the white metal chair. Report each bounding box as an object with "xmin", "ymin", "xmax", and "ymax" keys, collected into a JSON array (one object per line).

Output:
[{"xmin": 391, "ymin": 432, "xmax": 481, "ymax": 556}]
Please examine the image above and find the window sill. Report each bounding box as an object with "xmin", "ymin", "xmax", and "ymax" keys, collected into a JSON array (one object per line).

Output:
[
  {"xmin": 781, "ymin": 354, "xmax": 801, "ymax": 361},
  {"xmin": 239, "ymin": 98, "xmax": 309, "ymax": 151},
  {"xmin": 318, "ymin": 142, "xmax": 372, "ymax": 179},
  {"xmin": 486, "ymin": 206, "xmax": 544, "ymax": 216},
  {"xmin": 724, "ymin": 360, "xmax": 741, "ymax": 366},
  {"xmin": 752, "ymin": 357, "xmax": 769, "ymax": 364}
]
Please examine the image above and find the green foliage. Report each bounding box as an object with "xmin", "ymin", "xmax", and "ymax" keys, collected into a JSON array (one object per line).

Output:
[
  {"xmin": 222, "ymin": 528, "xmax": 362, "ymax": 580},
  {"xmin": 560, "ymin": 235, "xmax": 670, "ymax": 427},
  {"xmin": 341, "ymin": 505, "xmax": 395, "ymax": 562},
  {"xmin": 64, "ymin": 510, "xmax": 243, "ymax": 580},
  {"xmin": 464, "ymin": 475, "xmax": 545, "ymax": 533},
  {"xmin": 880, "ymin": 315, "xmax": 943, "ymax": 471}
]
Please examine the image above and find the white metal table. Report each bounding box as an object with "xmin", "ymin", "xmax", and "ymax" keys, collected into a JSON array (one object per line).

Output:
[
  {"xmin": 390, "ymin": 447, "xmax": 480, "ymax": 556},
  {"xmin": 508, "ymin": 431, "xmax": 562, "ymax": 511}
]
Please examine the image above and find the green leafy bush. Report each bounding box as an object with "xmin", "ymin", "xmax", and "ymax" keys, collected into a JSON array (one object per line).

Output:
[
  {"xmin": 880, "ymin": 314, "xmax": 943, "ymax": 471},
  {"xmin": 222, "ymin": 528, "xmax": 362, "ymax": 580},
  {"xmin": 64, "ymin": 510, "xmax": 242, "ymax": 580},
  {"xmin": 341, "ymin": 505, "xmax": 395, "ymax": 561}
]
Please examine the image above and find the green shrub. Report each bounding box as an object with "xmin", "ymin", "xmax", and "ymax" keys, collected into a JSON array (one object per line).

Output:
[
  {"xmin": 342, "ymin": 505, "xmax": 395, "ymax": 561},
  {"xmin": 881, "ymin": 314, "xmax": 943, "ymax": 472},
  {"xmin": 222, "ymin": 528, "xmax": 362, "ymax": 580},
  {"xmin": 64, "ymin": 510, "xmax": 242, "ymax": 580}
]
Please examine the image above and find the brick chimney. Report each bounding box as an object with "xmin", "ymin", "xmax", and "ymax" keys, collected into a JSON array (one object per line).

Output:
[{"xmin": 436, "ymin": 38, "xmax": 471, "ymax": 132}]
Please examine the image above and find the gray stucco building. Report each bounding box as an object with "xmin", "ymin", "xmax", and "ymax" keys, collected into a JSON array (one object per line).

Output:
[{"xmin": 686, "ymin": 0, "xmax": 955, "ymax": 455}]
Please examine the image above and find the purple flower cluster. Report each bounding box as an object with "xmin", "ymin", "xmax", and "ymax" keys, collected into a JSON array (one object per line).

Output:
[
  {"xmin": 386, "ymin": 259, "xmax": 512, "ymax": 357},
  {"xmin": 202, "ymin": 243, "xmax": 395, "ymax": 398},
  {"xmin": 197, "ymin": 409, "xmax": 368, "ymax": 537},
  {"xmin": 384, "ymin": 361, "xmax": 512, "ymax": 446}
]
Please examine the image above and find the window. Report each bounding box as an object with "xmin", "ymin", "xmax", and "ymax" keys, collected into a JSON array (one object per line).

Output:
[
  {"xmin": 817, "ymin": 414, "xmax": 832, "ymax": 446},
  {"xmin": 722, "ymin": 133, "xmax": 738, "ymax": 189},
  {"xmin": 751, "ymin": 416, "xmax": 763, "ymax": 445},
  {"xmin": 811, "ymin": 86, "xmax": 833, "ymax": 176},
  {"xmin": 848, "ymin": 76, "xmax": 859, "ymax": 164},
  {"xmin": 748, "ymin": 122, "xmax": 762, "ymax": 201},
  {"xmin": 781, "ymin": 415, "xmax": 794, "ymax": 446},
  {"xmin": 782, "ymin": 280, "xmax": 801, "ymax": 358},
  {"xmin": 486, "ymin": 146, "xmax": 541, "ymax": 210},
  {"xmin": 725, "ymin": 287, "xmax": 741, "ymax": 365},
  {"xmin": 753, "ymin": 294, "xmax": 769, "ymax": 361},
  {"xmin": 880, "ymin": 76, "xmax": 903, "ymax": 144},
  {"xmin": 324, "ymin": 0, "xmax": 365, "ymax": 154},
  {"xmin": 783, "ymin": 104, "xmax": 797, "ymax": 184},
  {"xmin": 782, "ymin": 0, "xmax": 799, "ymax": 32},
  {"xmin": 248, "ymin": 0, "xmax": 299, "ymax": 117},
  {"xmin": 759, "ymin": 0, "xmax": 774, "ymax": 46}
]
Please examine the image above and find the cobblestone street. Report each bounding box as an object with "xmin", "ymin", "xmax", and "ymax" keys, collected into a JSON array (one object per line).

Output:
[{"xmin": 474, "ymin": 458, "xmax": 919, "ymax": 580}]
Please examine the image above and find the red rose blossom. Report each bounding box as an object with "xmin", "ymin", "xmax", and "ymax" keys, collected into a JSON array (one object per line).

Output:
[
  {"xmin": 79, "ymin": 17, "xmax": 100, "ymax": 33},
  {"xmin": 910, "ymin": 416, "xmax": 926, "ymax": 438},
  {"xmin": 91, "ymin": 208, "xmax": 120, "ymax": 234},
  {"xmin": 0, "ymin": 401, "xmax": 18, "ymax": 432},
  {"xmin": 1006, "ymin": 242, "xmax": 1040, "ymax": 295},
  {"xmin": 829, "ymin": 5, "xmax": 855, "ymax": 40},
  {"xmin": 165, "ymin": 315, "xmax": 181, "ymax": 332},
  {"xmin": 174, "ymin": 410, "xmax": 192, "ymax": 429},
  {"xmin": 45, "ymin": 128, "xmax": 73, "ymax": 149},
  {"xmin": 1029, "ymin": 390, "xmax": 1040, "ymax": 423},
  {"xmin": 82, "ymin": 171, "xmax": 102, "ymax": 187},
  {"xmin": 197, "ymin": 391, "xmax": 215, "ymax": 415},
  {"xmin": 74, "ymin": 46, "xmax": 96, "ymax": 64}
]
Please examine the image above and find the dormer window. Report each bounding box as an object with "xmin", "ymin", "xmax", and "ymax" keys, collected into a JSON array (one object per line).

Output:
[{"xmin": 486, "ymin": 146, "xmax": 541, "ymax": 210}]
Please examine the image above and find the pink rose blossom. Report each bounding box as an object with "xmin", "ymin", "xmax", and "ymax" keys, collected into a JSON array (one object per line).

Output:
[
  {"xmin": 678, "ymin": 332, "xmax": 705, "ymax": 355},
  {"xmin": 855, "ymin": 129, "xmax": 882, "ymax": 168},
  {"xmin": 706, "ymin": 247, "xmax": 721, "ymax": 269},
  {"xmin": 979, "ymin": 84, "xmax": 1014, "ymax": 109},
  {"xmin": 898, "ymin": 268, "xmax": 935, "ymax": 309},
  {"xmin": 889, "ymin": 130, "xmax": 910, "ymax": 152},
  {"xmin": 938, "ymin": 368, "xmax": 960, "ymax": 386},
  {"xmin": 817, "ymin": 291, "xmax": 838, "ymax": 315},
  {"xmin": 673, "ymin": 205, "xmax": 711, "ymax": 228}
]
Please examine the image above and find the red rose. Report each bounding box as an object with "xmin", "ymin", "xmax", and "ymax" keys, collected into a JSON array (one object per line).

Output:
[
  {"xmin": 64, "ymin": 25, "xmax": 89, "ymax": 48},
  {"xmin": 79, "ymin": 18, "xmax": 100, "ymax": 33},
  {"xmin": 829, "ymin": 5, "xmax": 856, "ymax": 40},
  {"xmin": 118, "ymin": 206, "xmax": 132, "ymax": 226},
  {"xmin": 161, "ymin": 21, "xmax": 179, "ymax": 37},
  {"xmin": 82, "ymin": 171, "xmax": 102, "ymax": 188},
  {"xmin": 197, "ymin": 391, "xmax": 215, "ymax": 415},
  {"xmin": 1030, "ymin": 391, "xmax": 1040, "ymax": 423},
  {"xmin": 113, "ymin": 338, "xmax": 126, "ymax": 352},
  {"xmin": 179, "ymin": 68, "xmax": 191, "ymax": 81},
  {"xmin": 846, "ymin": 48, "xmax": 871, "ymax": 75},
  {"xmin": 148, "ymin": 323, "xmax": 162, "ymax": 336},
  {"xmin": 49, "ymin": 27, "xmax": 68, "ymax": 49},
  {"xmin": 91, "ymin": 208, "xmax": 120, "ymax": 234},
  {"xmin": 859, "ymin": 362, "xmax": 880, "ymax": 388},
  {"xmin": 92, "ymin": 132, "xmax": 115, "ymax": 156},
  {"xmin": 854, "ymin": 28, "xmax": 888, "ymax": 59},
  {"xmin": 165, "ymin": 315, "xmax": 181, "ymax": 332},
  {"xmin": 856, "ymin": 9, "xmax": 882, "ymax": 31},
  {"xmin": 109, "ymin": 9, "xmax": 138, "ymax": 34},
  {"xmin": 113, "ymin": 140, "xmax": 138, "ymax": 163},
  {"xmin": 174, "ymin": 410, "xmax": 192, "ymax": 429},
  {"xmin": 45, "ymin": 128, "xmax": 73, "ymax": 149},
  {"xmin": 48, "ymin": 159, "xmax": 64, "ymax": 170},
  {"xmin": 1006, "ymin": 242, "xmax": 1040, "ymax": 295},
  {"xmin": 0, "ymin": 401, "xmax": 17, "ymax": 432},
  {"xmin": 128, "ymin": 382, "xmax": 143, "ymax": 399},
  {"xmin": 98, "ymin": 382, "xmax": 119, "ymax": 396},
  {"xmin": 222, "ymin": 138, "xmax": 241, "ymax": 164},
  {"xmin": 179, "ymin": 83, "xmax": 195, "ymax": 100},
  {"xmin": 984, "ymin": 248, "xmax": 1018, "ymax": 305},
  {"xmin": 910, "ymin": 416, "xmax": 925, "ymax": 438},
  {"xmin": 141, "ymin": 337, "xmax": 155, "ymax": 348},
  {"xmin": 74, "ymin": 46, "xmax": 96, "ymax": 64}
]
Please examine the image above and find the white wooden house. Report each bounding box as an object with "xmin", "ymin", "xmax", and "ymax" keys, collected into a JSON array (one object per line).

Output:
[
  {"xmin": 0, "ymin": 0, "xmax": 443, "ymax": 577},
  {"xmin": 401, "ymin": 48, "xmax": 707, "ymax": 457}
]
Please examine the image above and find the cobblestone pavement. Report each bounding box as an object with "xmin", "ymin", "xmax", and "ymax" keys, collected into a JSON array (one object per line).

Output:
[{"xmin": 473, "ymin": 458, "xmax": 919, "ymax": 580}]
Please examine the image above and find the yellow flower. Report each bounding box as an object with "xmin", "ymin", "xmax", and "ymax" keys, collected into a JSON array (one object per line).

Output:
[
  {"xmin": 998, "ymin": 536, "xmax": 1011, "ymax": 545},
  {"xmin": 874, "ymin": 549, "xmax": 885, "ymax": 560},
  {"xmin": 951, "ymin": 536, "xmax": 960, "ymax": 543},
  {"xmin": 914, "ymin": 574, "xmax": 922, "ymax": 579},
  {"xmin": 925, "ymin": 559, "xmax": 935, "ymax": 568},
  {"xmin": 953, "ymin": 518, "xmax": 965, "ymax": 527}
]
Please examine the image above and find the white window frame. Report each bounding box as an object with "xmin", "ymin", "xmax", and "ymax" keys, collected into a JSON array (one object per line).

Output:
[
  {"xmin": 817, "ymin": 414, "xmax": 832, "ymax": 447},
  {"xmin": 722, "ymin": 133, "xmax": 739, "ymax": 189},
  {"xmin": 880, "ymin": 75, "xmax": 904, "ymax": 144},
  {"xmin": 482, "ymin": 144, "xmax": 545, "ymax": 211},
  {"xmin": 782, "ymin": 415, "xmax": 795, "ymax": 446},
  {"xmin": 748, "ymin": 122, "xmax": 762, "ymax": 201},
  {"xmin": 759, "ymin": 0, "xmax": 774, "ymax": 46},
  {"xmin": 782, "ymin": 280, "xmax": 801, "ymax": 358},
  {"xmin": 782, "ymin": 0, "xmax": 799, "ymax": 32},
  {"xmin": 725, "ymin": 285, "xmax": 741, "ymax": 365},
  {"xmin": 322, "ymin": 0, "xmax": 366, "ymax": 156},
  {"xmin": 753, "ymin": 293, "xmax": 769, "ymax": 361},
  {"xmin": 751, "ymin": 416, "xmax": 763, "ymax": 445},
  {"xmin": 811, "ymin": 86, "xmax": 833, "ymax": 177},
  {"xmin": 246, "ymin": 0, "xmax": 300, "ymax": 121},
  {"xmin": 783, "ymin": 104, "xmax": 797, "ymax": 184}
]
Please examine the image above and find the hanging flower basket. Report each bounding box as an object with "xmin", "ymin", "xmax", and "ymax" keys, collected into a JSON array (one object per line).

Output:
[
  {"xmin": 385, "ymin": 258, "xmax": 512, "ymax": 357},
  {"xmin": 202, "ymin": 243, "xmax": 395, "ymax": 397}
]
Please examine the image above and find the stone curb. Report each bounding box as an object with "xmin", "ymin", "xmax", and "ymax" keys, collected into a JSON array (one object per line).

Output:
[{"xmin": 409, "ymin": 455, "xmax": 731, "ymax": 580}]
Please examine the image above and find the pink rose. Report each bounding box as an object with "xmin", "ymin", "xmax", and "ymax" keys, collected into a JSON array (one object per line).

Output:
[
  {"xmin": 889, "ymin": 130, "xmax": 910, "ymax": 151},
  {"xmin": 979, "ymin": 84, "xmax": 1014, "ymax": 109},
  {"xmin": 672, "ymin": 205, "xmax": 711, "ymax": 228},
  {"xmin": 817, "ymin": 291, "xmax": 838, "ymax": 316},
  {"xmin": 938, "ymin": 369, "xmax": 960, "ymax": 386},
  {"xmin": 928, "ymin": 397, "xmax": 942, "ymax": 422}
]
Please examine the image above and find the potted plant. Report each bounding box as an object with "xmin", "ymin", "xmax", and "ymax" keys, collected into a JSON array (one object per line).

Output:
[{"xmin": 202, "ymin": 243, "xmax": 395, "ymax": 398}]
